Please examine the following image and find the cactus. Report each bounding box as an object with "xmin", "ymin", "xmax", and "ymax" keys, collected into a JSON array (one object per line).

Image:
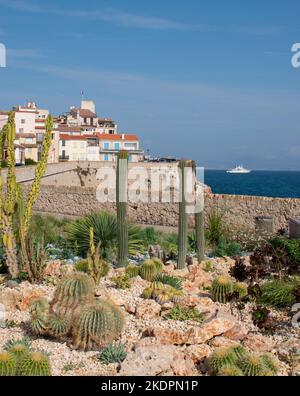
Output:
[
  {"xmin": 48, "ymin": 314, "xmax": 70, "ymax": 337},
  {"xmin": 29, "ymin": 297, "xmax": 50, "ymax": 335},
  {"xmin": 3, "ymin": 338, "xmax": 31, "ymax": 375},
  {"xmin": 125, "ymin": 263, "xmax": 139, "ymax": 278},
  {"xmin": 229, "ymin": 345, "xmax": 247, "ymax": 361},
  {"xmin": 86, "ymin": 227, "xmax": 110, "ymax": 284},
  {"xmin": 208, "ymin": 347, "xmax": 236, "ymax": 374},
  {"xmin": 238, "ymin": 354, "xmax": 269, "ymax": 376},
  {"xmin": 177, "ymin": 160, "xmax": 189, "ymax": 269},
  {"xmin": 217, "ymin": 364, "xmax": 244, "ymax": 376},
  {"xmin": 51, "ymin": 272, "xmax": 95, "ymax": 317},
  {"xmin": 211, "ymin": 276, "xmax": 234, "ymax": 303},
  {"xmin": 141, "ymin": 287, "xmax": 154, "ymax": 299},
  {"xmin": 0, "ymin": 351, "xmax": 17, "ymax": 376},
  {"xmin": 195, "ymin": 209, "xmax": 205, "ymax": 263},
  {"xmin": 19, "ymin": 352, "xmax": 51, "ymax": 376},
  {"xmin": 139, "ymin": 259, "xmax": 162, "ymax": 282},
  {"xmin": 233, "ymin": 282, "xmax": 248, "ymax": 299},
  {"xmin": 153, "ymin": 288, "xmax": 172, "ymax": 305},
  {"xmin": 260, "ymin": 353, "xmax": 278, "ymax": 375},
  {"xmin": 151, "ymin": 258, "xmax": 163, "ymax": 273},
  {"xmin": 72, "ymin": 300, "xmax": 124, "ymax": 350},
  {"xmin": 111, "ymin": 274, "xmax": 131, "ymax": 289},
  {"xmin": 171, "ymin": 288, "xmax": 184, "ymax": 304},
  {"xmin": 116, "ymin": 150, "xmax": 128, "ymax": 268}
]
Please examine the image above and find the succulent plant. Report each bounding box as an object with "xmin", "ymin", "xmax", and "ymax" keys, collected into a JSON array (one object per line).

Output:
[
  {"xmin": 211, "ymin": 276, "xmax": 234, "ymax": 303},
  {"xmin": 97, "ymin": 342, "xmax": 127, "ymax": 365},
  {"xmin": 141, "ymin": 287, "xmax": 154, "ymax": 299},
  {"xmin": 111, "ymin": 274, "xmax": 131, "ymax": 289},
  {"xmin": 208, "ymin": 347, "xmax": 236, "ymax": 374},
  {"xmin": 260, "ymin": 353, "xmax": 278, "ymax": 375},
  {"xmin": 139, "ymin": 259, "xmax": 162, "ymax": 282},
  {"xmin": 52, "ymin": 272, "xmax": 95, "ymax": 316},
  {"xmin": 165, "ymin": 305, "xmax": 203, "ymax": 323},
  {"xmin": 48, "ymin": 314, "xmax": 70, "ymax": 337},
  {"xmin": 154, "ymin": 288, "xmax": 172, "ymax": 305},
  {"xmin": 29, "ymin": 297, "xmax": 50, "ymax": 335},
  {"xmin": 171, "ymin": 288, "xmax": 184, "ymax": 304},
  {"xmin": 151, "ymin": 258, "xmax": 163, "ymax": 273},
  {"xmin": 238, "ymin": 354, "xmax": 269, "ymax": 376},
  {"xmin": 217, "ymin": 364, "xmax": 244, "ymax": 376},
  {"xmin": 233, "ymin": 282, "xmax": 248, "ymax": 299},
  {"xmin": 229, "ymin": 345, "xmax": 247, "ymax": 361},
  {"xmin": 3, "ymin": 337, "xmax": 31, "ymax": 355},
  {"xmin": 72, "ymin": 300, "xmax": 124, "ymax": 351},
  {"xmin": 125, "ymin": 263, "xmax": 139, "ymax": 278},
  {"xmin": 19, "ymin": 352, "xmax": 51, "ymax": 376},
  {"xmin": 0, "ymin": 351, "xmax": 17, "ymax": 376},
  {"xmin": 154, "ymin": 273, "xmax": 182, "ymax": 290}
]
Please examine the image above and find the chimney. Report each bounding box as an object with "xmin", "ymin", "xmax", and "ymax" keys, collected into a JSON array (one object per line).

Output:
[{"xmin": 122, "ymin": 133, "xmax": 125, "ymax": 140}]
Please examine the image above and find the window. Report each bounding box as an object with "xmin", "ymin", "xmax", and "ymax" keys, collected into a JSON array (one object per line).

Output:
[
  {"xmin": 62, "ymin": 140, "xmax": 66, "ymax": 147},
  {"xmin": 128, "ymin": 155, "xmax": 133, "ymax": 162},
  {"xmin": 114, "ymin": 142, "xmax": 120, "ymax": 150},
  {"xmin": 21, "ymin": 119, "xmax": 26, "ymax": 124},
  {"xmin": 109, "ymin": 130, "xmax": 114, "ymax": 134},
  {"xmin": 104, "ymin": 142, "xmax": 109, "ymax": 150},
  {"xmin": 62, "ymin": 150, "xmax": 66, "ymax": 158},
  {"xmin": 19, "ymin": 128, "xmax": 24, "ymax": 133},
  {"xmin": 51, "ymin": 133, "xmax": 55, "ymax": 140},
  {"xmin": 104, "ymin": 154, "xmax": 109, "ymax": 161}
]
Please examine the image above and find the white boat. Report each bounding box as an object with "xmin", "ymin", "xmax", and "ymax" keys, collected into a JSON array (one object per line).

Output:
[{"xmin": 226, "ymin": 165, "xmax": 251, "ymax": 174}]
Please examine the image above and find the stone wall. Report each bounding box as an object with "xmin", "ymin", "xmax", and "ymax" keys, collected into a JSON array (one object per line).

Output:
[{"xmin": 23, "ymin": 185, "xmax": 300, "ymax": 232}]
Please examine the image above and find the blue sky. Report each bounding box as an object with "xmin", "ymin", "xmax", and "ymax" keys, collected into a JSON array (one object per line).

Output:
[{"xmin": 0, "ymin": 0, "xmax": 300, "ymax": 169}]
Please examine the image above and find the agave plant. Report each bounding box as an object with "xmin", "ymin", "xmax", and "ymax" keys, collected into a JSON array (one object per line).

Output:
[{"xmin": 66, "ymin": 212, "xmax": 143, "ymax": 258}]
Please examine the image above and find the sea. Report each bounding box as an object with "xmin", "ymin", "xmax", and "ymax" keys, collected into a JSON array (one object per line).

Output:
[{"xmin": 196, "ymin": 169, "xmax": 300, "ymax": 199}]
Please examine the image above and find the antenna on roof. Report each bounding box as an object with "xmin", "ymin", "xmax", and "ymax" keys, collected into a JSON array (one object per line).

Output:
[{"xmin": 80, "ymin": 90, "xmax": 84, "ymax": 102}]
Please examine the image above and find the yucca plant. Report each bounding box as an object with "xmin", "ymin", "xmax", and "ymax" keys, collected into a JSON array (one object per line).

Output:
[{"xmin": 66, "ymin": 212, "xmax": 143, "ymax": 259}]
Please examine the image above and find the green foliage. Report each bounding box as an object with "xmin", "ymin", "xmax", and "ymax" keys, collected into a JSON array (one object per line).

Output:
[
  {"xmin": 260, "ymin": 353, "xmax": 278, "ymax": 375},
  {"xmin": 141, "ymin": 286, "xmax": 154, "ymax": 299},
  {"xmin": 66, "ymin": 211, "xmax": 143, "ymax": 259},
  {"xmin": 29, "ymin": 297, "xmax": 50, "ymax": 335},
  {"xmin": 203, "ymin": 261, "xmax": 213, "ymax": 272},
  {"xmin": 140, "ymin": 227, "xmax": 158, "ymax": 247},
  {"xmin": 51, "ymin": 272, "xmax": 95, "ymax": 316},
  {"xmin": 153, "ymin": 288, "xmax": 172, "ymax": 305},
  {"xmin": 259, "ymin": 279, "xmax": 296, "ymax": 308},
  {"xmin": 206, "ymin": 210, "xmax": 226, "ymax": 246},
  {"xmin": 0, "ymin": 351, "xmax": 17, "ymax": 376},
  {"xmin": 154, "ymin": 273, "xmax": 182, "ymax": 290},
  {"xmin": 217, "ymin": 364, "xmax": 244, "ymax": 376},
  {"xmin": 111, "ymin": 274, "xmax": 131, "ymax": 289},
  {"xmin": 3, "ymin": 338, "xmax": 31, "ymax": 375},
  {"xmin": 25, "ymin": 158, "xmax": 37, "ymax": 166},
  {"xmin": 48, "ymin": 314, "xmax": 70, "ymax": 337},
  {"xmin": 86, "ymin": 227, "xmax": 110, "ymax": 284},
  {"xmin": 139, "ymin": 259, "xmax": 162, "ymax": 281},
  {"xmin": 19, "ymin": 351, "xmax": 51, "ymax": 376},
  {"xmin": 165, "ymin": 305, "xmax": 203, "ymax": 323},
  {"xmin": 152, "ymin": 258, "xmax": 163, "ymax": 273},
  {"xmin": 125, "ymin": 263, "xmax": 139, "ymax": 278},
  {"xmin": 213, "ymin": 236, "xmax": 241, "ymax": 258},
  {"xmin": 208, "ymin": 347, "xmax": 236, "ymax": 374},
  {"xmin": 97, "ymin": 343, "xmax": 127, "ymax": 365},
  {"xmin": 269, "ymin": 237, "xmax": 300, "ymax": 264},
  {"xmin": 211, "ymin": 276, "xmax": 234, "ymax": 303},
  {"xmin": 29, "ymin": 214, "xmax": 69, "ymax": 247},
  {"xmin": 252, "ymin": 306, "xmax": 270, "ymax": 328},
  {"xmin": 238, "ymin": 354, "xmax": 270, "ymax": 376},
  {"xmin": 72, "ymin": 300, "xmax": 124, "ymax": 351},
  {"xmin": 233, "ymin": 282, "xmax": 248, "ymax": 299}
]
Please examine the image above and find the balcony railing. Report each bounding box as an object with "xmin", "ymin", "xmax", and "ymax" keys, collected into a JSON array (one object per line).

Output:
[{"xmin": 59, "ymin": 155, "xmax": 70, "ymax": 161}]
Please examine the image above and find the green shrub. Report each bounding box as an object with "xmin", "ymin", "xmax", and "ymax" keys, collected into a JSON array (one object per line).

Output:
[
  {"xmin": 259, "ymin": 279, "xmax": 296, "ymax": 308},
  {"xmin": 213, "ymin": 236, "xmax": 241, "ymax": 257},
  {"xmin": 97, "ymin": 343, "xmax": 127, "ymax": 365},
  {"xmin": 165, "ymin": 305, "xmax": 203, "ymax": 323},
  {"xmin": 25, "ymin": 158, "xmax": 37, "ymax": 166}
]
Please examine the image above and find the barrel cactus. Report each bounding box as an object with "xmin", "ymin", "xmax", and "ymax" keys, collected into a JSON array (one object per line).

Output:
[
  {"xmin": 48, "ymin": 314, "xmax": 70, "ymax": 337},
  {"xmin": 260, "ymin": 354, "xmax": 278, "ymax": 375},
  {"xmin": 4, "ymin": 338, "xmax": 31, "ymax": 375},
  {"xmin": 141, "ymin": 287, "xmax": 154, "ymax": 299},
  {"xmin": 52, "ymin": 272, "xmax": 95, "ymax": 316},
  {"xmin": 211, "ymin": 276, "xmax": 234, "ymax": 303},
  {"xmin": 154, "ymin": 288, "xmax": 172, "ymax": 305},
  {"xmin": 217, "ymin": 364, "xmax": 244, "ymax": 376},
  {"xmin": 139, "ymin": 259, "xmax": 162, "ymax": 282},
  {"xmin": 238, "ymin": 354, "xmax": 269, "ymax": 376},
  {"xmin": 29, "ymin": 297, "xmax": 50, "ymax": 335},
  {"xmin": 72, "ymin": 300, "xmax": 124, "ymax": 351},
  {"xmin": 19, "ymin": 352, "xmax": 51, "ymax": 376},
  {"xmin": 125, "ymin": 263, "xmax": 139, "ymax": 278},
  {"xmin": 208, "ymin": 347, "xmax": 236, "ymax": 374},
  {"xmin": 233, "ymin": 282, "xmax": 248, "ymax": 299},
  {"xmin": 0, "ymin": 351, "xmax": 17, "ymax": 376},
  {"xmin": 230, "ymin": 345, "xmax": 247, "ymax": 361}
]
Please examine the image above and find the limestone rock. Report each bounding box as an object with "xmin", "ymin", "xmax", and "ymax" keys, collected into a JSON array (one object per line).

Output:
[
  {"xmin": 184, "ymin": 344, "xmax": 212, "ymax": 363},
  {"xmin": 223, "ymin": 323, "xmax": 247, "ymax": 341},
  {"xmin": 243, "ymin": 334, "xmax": 276, "ymax": 353},
  {"xmin": 135, "ymin": 299, "xmax": 161, "ymax": 319},
  {"xmin": 44, "ymin": 260, "xmax": 61, "ymax": 277},
  {"xmin": 0, "ymin": 288, "xmax": 22, "ymax": 310}
]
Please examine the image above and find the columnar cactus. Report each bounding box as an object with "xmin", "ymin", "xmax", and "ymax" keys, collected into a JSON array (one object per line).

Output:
[
  {"xmin": 19, "ymin": 352, "xmax": 51, "ymax": 376},
  {"xmin": 211, "ymin": 276, "xmax": 234, "ymax": 303},
  {"xmin": 51, "ymin": 272, "xmax": 95, "ymax": 317},
  {"xmin": 195, "ymin": 209, "xmax": 205, "ymax": 263},
  {"xmin": 0, "ymin": 351, "xmax": 17, "ymax": 376},
  {"xmin": 116, "ymin": 150, "xmax": 128, "ymax": 268},
  {"xmin": 177, "ymin": 160, "xmax": 189, "ymax": 269},
  {"xmin": 72, "ymin": 300, "xmax": 124, "ymax": 350}
]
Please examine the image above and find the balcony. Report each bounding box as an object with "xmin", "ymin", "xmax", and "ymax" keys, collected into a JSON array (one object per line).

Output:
[
  {"xmin": 59, "ymin": 155, "xmax": 70, "ymax": 162},
  {"xmin": 101, "ymin": 148, "xmax": 144, "ymax": 155}
]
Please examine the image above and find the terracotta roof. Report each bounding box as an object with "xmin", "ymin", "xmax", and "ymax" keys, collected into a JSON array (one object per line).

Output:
[
  {"xmin": 60, "ymin": 134, "xmax": 97, "ymax": 141},
  {"xmin": 16, "ymin": 133, "xmax": 35, "ymax": 138},
  {"xmin": 23, "ymin": 144, "xmax": 37, "ymax": 148},
  {"xmin": 0, "ymin": 111, "xmax": 9, "ymax": 115},
  {"xmin": 35, "ymin": 119, "xmax": 45, "ymax": 123},
  {"xmin": 98, "ymin": 118, "xmax": 113, "ymax": 123},
  {"xmin": 58, "ymin": 125, "xmax": 82, "ymax": 132},
  {"xmin": 70, "ymin": 108, "xmax": 97, "ymax": 118},
  {"xmin": 35, "ymin": 126, "xmax": 46, "ymax": 130},
  {"xmin": 98, "ymin": 133, "xmax": 138, "ymax": 141}
]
